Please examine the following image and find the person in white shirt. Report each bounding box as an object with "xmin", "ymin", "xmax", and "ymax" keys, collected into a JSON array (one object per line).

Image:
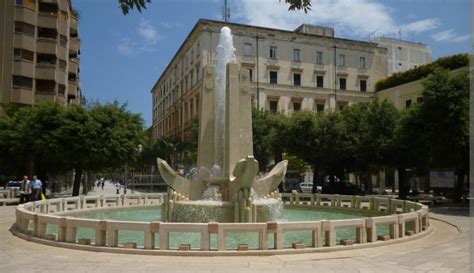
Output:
[{"xmin": 115, "ymin": 181, "xmax": 121, "ymax": 194}]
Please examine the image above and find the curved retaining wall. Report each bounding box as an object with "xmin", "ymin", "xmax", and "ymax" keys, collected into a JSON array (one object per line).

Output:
[{"xmin": 12, "ymin": 193, "xmax": 430, "ymax": 255}]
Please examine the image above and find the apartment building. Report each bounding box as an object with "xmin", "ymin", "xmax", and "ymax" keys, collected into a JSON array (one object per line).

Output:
[
  {"xmin": 373, "ymin": 37, "xmax": 432, "ymax": 76},
  {"xmin": 151, "ymin": 19, "xmax": 388, "ymax": 142},
  {"xmin": 0, "ymin": 0, "xmax": 82, "ymax": 115}
]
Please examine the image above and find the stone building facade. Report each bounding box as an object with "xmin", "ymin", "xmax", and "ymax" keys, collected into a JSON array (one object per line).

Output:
[{"xmin": 151, "ymin": 19, "xmax": 388, "ymax": 142}]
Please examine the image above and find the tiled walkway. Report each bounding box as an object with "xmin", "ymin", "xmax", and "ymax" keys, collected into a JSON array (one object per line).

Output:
[{"xmin": 0, "ymin": 202, "xmax": 469, "ymax": 273}]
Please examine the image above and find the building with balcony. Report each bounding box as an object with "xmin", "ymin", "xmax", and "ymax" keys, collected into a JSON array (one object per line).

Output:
[
  {"xmin": 373, "ymin": 37, "xmax": 432, "ymax": 76},
  {"xmin": 150, "ymin": 19, "xmax": 388, "ymax": 142},
  {"xmin": 0, "ymin": 0, "xmax": 82, "ymax": 115}
]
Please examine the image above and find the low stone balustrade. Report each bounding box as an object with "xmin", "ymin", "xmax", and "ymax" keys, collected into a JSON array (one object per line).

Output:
[{"xmin": 13, "ymin": 193, "xmax": 430, "ymax": 255}]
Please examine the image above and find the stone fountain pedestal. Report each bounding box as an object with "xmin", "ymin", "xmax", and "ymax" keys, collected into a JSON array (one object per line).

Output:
[{"xmin": 157, "ymin": 27, "xmax": 288, "ymax": 223}]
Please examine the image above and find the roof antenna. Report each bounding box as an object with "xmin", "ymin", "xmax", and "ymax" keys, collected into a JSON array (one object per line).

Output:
[
  {"xmin": 222, "ymin": 0, "xmax": 230, "ymax": 22},
  {"xmin": 399, "ymin": 28, "xmax": 402, "ymax": 40}
]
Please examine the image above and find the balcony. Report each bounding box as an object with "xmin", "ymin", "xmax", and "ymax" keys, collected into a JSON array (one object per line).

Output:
[
  {"xmin": 69, "ymin": 59, "xmax": 78, "ymax": 74},
  {"xmin": 14, "ymin": 6, "xmax": 36, "ymax": 25},
  {"xmin": 70, "ymin": 17, "xmax": 78, "ymax": 33},
  {"xmin": 70, "ymin": 37, "xmax": 81, "ymax": 53},
  {"xmin": 36, "ymin": 64, "xmax": 56, "ymax": 80},
  {"xmin": 57, "ymin": 44, "xmax": 67, "ymax": 60},
  {"xmin": 68, "ymin": 80, "xmax": 78, "ymax": 97},
  {"xmin": 36, "ymin": 39, "xmax": 57, "ymax": 54},
  {"xmin": 13, "ymin": 60, "xmax": 34, "ymax": 78},
  {"xmin": 37, "ymin": 13, "xmax": 58, "ymax": 29},
  {"xmin": 11, "ymin": 88, "xmax": 34, "ymax": 105},
  {"xmin": 14, "ymin": 34, "xmax": 35, "ymax": 52},
  {"xmin": 58, "ymin": 21, "xmax": 68, "ymax": 36}
]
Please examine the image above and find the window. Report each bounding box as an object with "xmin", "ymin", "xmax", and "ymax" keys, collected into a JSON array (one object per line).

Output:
[
  {"xmin": 39, "ymin": 2, "xmax": 58, "ymax": 15},
  {"xmin": 405, "ymin": 99, "xmax": 412, "ymax": 108},
  {"xmin": 293, "ymin": 49, "xmax": 300, "ymax": 62},
  {"xmin": 293, "ymin": 102, "xmax": 301, "ymax": 112},
  {"xmin": 417, "ymin": 97, "xmax": 423, "ymax": 103},
  {"xmin": 58, "ymin": 84, "xmax": 66, "ymax": 95},
  {"xmin": 293, "ymin": 73, "xmax": 301, "ymax": 86},
  {"xmin": 14, "ymin": 22, "xmax": 35, "ymax": 36},
  {"xmin": 248, "ymin": 69, "xmax": 253, "ymax": 82},
  {"xmin": 269, "ymin": 100, "xmax": 278, "ymax": 113},
  {"xmin": 316, "ymin": 75, "xmax": 324, "ymax": 88},
  {"xmin": 16, "ymin": 0, "xmax": 23, "ymax": 6},
  {"xmin": 244, "ymin": 43, "xmax": 253, "ymax": 56},
  {"xmin": 12, "ymin": 75, "xmax": 33, "ymax": 89},
  {"xmin": 269, "ymin": 46, "xmax": 277, "ymax": 59},
  {"xmin": 316, "ymin": 103, "xmax": 325, "ymax": 113},
  {"xmin": 37, "ymin": 53, "xmax": 56, "ymax": 65},
  {"xmin": 338, "ymin": 54, "xmax": 346, "ymax": 67},
  {"xmin": 59, "ymin": 59, "xmax": 66, "ymax": 70},
  {"xmin": 360, "ymin": 79, "xmax": 367, "ymax": 92},
  {"xmin": 359, "ymin": 57, "xmax": 366, "ymax": 69},
  {"xmin": 316, "ymin": 51, "xmax": 323, "ymax": 64},
  {"xmin": 38, "ymin": 27, "xmax": 57, "ymax": 39},
  {"xmin": 269, "ymin": 71, "xmax": 277, "ymax": 84},
  {"xmin": 13, "ymin": 48, "xmax": 34, "ymax": 62},
  {"xmin": 59, "ymin": 35, "xmax": 67, "ymax": 47},
  {"xmin": 339, "ymin": 78, "xmax": 346, "ymax": 90}
]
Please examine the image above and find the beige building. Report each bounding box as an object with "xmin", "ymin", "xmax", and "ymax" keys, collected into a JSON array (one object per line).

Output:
[
  {"xmin": 0, "ymin": 0, "xmax": 82, "ymax": 115},
  {"xmin": 376, "ymin": 67, "xmax": 468, "ymax": 111},
  {"xmin": 373, "ymin": 37, "xmax": 432, "ymax": 76},
  {"xmin": 151, "ymin": 19, "xmax": 388, "ymax": 142}
]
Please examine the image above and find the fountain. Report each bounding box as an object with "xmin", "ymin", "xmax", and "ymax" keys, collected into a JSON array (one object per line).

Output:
[{"xmin": 157, "ymin": 26, "xmax": 288, "ymax": 223}]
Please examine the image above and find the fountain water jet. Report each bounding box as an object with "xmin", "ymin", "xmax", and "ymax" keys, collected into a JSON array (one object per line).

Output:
[{"xmin": 157, "ymin": 26, "xmax": 288, "ymax": 223}]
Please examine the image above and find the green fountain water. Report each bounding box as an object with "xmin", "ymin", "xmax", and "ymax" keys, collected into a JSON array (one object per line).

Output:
[{"xmin": 46, "ymin": 207, "xmax": 401, "ymax": 249}]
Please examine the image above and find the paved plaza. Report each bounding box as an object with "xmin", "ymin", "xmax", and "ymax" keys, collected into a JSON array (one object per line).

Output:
[{"xmin": 0, "ymin": 192, "xmax": 470, "ymax": 273}]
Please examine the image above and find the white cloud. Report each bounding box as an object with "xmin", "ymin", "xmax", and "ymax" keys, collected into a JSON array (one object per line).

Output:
[
  {"xmin": 401, "ymin": 19, "xmax": 440, "ymax": 34},
  {"xmin": 139, "ymin": 19, "xmax": 159, "ymax": 45},
  {"xmin": 117, "ymin": 38, "xmax": 134, "ymax": 56},
  {"xmin": 432, "ymin": 29, "xmax": 470, "ymax": 42},
  {"xmin": 117, "ymin": 19, "xmax": 160, "ymax": 56},
  {"xmin": 235, "ymin": 0, "xmax": 439, "ymax": 38}
]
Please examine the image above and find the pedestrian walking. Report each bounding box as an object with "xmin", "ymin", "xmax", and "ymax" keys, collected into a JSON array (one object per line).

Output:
[
  {"xmin": 19, "ymin": 176, "xmax": 31, "ymax": 204},
  {"xmin": 30, "ymin": 175, "xmax": 42, "ymax": 201}
]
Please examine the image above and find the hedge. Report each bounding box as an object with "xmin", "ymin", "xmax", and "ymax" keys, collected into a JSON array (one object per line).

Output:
[{"xmin": 376, "ymin": 53, "xmax": 469, "ymax": 91}]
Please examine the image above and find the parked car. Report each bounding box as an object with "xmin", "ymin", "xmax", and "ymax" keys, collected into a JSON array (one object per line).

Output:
[
  {"xmin": 298, "ymin": 182, "xmax": 322, "ymax": 193},
  {"xmin": 5, "ymin": 181, "xmax": 21, "ymax": 190},
  {"xmin": 322, "ymin": 182, "xmax": 365, "ymax": 195}
]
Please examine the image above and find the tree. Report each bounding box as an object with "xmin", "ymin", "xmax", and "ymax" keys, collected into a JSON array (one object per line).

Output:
[
  {"xmin": 252, "ymin": 109, "xmax": 289, "ymax": 171},
  {"xmin": 420, "ymin": 68, "xmax": 469, "ymax": 201},
  {"xmin": 341, "ymin": 100, "xmax": 399, "ymax": 192},
  {"xmin": 0, "ymin": 103, "xmax": 68, "ymax": 178},
  {"xmin": 119, "ymin": 0, "xmax": 151, "ymax": 15},
  {"xmin": 391, "ymin": 105, "xmax": 430, "ymax": 199}
]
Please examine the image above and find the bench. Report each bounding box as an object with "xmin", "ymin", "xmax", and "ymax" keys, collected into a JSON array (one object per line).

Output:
[{"xmin": 0, "ymin": 198, "xmax": 19, "ymax": 206}]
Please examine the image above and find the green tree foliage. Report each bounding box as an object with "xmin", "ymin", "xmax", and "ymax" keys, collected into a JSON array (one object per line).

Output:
[
  {"xmin": 376, "ymin": 54, "xmax": 468, "ymax": 91},
  {"xmin": 419, "ymin": 68, "xmax": 469, "ymax": 201},
  {"xmin": 392, "ymin": 105, "xmax": 430, "ymax": 199},
  {"xmin": 119, "ymin": 0, "xmax": 151, "ymax": 15},
  {"xmin": 252, "ymin": 108, "xmax": 289, "ymax": 171},
  {"xmin": 0, "ymin": 102, "xmax": 146, "ymax": 196}
]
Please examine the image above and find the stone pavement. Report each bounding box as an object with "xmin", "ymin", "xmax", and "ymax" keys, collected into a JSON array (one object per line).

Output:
[{"xmin": 0, "ymin": 204, "xmax": 470, "ymax": 273}]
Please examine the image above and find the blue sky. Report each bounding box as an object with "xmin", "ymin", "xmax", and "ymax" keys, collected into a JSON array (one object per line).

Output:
[{"xmin": 74, "ymin": 0, "xmax": 471, "ymax": 127}]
